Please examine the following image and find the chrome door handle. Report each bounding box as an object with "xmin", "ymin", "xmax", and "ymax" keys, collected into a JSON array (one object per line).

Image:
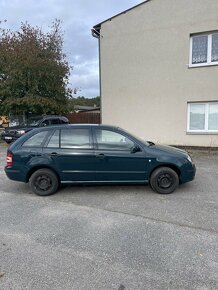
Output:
[{"xmin": 96, "ymin": 153, "xmax": 105, "ymax": 159}]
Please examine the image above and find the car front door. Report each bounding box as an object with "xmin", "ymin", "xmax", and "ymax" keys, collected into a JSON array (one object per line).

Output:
[
  {"xmin": 93, "ymin": 128, "xmax": 149, "ymax": 182},
  {"xmin": 43, "ymin": 127, "xmax": 95, "ymax": 182}
]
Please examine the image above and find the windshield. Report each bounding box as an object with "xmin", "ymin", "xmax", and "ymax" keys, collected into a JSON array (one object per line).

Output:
[{"xmin": 22, "ymin": 117, "xmax": 42, "ymax": 127}]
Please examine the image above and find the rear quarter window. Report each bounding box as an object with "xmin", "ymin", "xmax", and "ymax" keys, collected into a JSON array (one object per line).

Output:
[
  {"xmin": 22, "ymin": 131, "xmax": 49, "ymax": 147},
  {"xmin": 59, "ymin": 118, "xmax": 69, "ymax": 124}
]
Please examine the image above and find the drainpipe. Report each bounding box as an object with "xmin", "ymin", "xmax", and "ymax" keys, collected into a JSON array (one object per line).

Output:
[{"xmin": 91, "ymin": 27, "xmax": 102, "ymax": 124}]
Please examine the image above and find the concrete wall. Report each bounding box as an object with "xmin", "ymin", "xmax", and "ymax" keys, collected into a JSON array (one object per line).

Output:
[{"xmin": 99, "ymin": 0, "xmax": 218, "ymax": 146}]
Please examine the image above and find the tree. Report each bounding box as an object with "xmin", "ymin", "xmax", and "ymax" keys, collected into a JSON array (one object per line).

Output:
[
  {"xmin": 67, "ymin": 96, "xmax": 100, "ymax": 111},
  {"xmin": 0, "ymin": 20, "xmax": 72, "ymax": 115}
]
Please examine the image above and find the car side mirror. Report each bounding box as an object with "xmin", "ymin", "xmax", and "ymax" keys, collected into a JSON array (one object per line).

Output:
[{"xmin": 131, "ymin": 145, "xmax": 141, "ymax": 153}]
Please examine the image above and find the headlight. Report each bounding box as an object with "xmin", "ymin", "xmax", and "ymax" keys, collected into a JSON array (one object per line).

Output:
[
  {"xmin": 187, "ymin": 155, "xmax": 192, "ymax": 163},
  {"xmin": 17, "ymin": 130, "xmax": 25, "ymax": 135}
]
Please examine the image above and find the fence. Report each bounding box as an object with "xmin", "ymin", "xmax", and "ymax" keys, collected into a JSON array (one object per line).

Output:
[
  {"xmin": 0, "ymin": 112, "xmax": 101, "ymax": 128},
  {"xmin": 65, "ymin": 112, "xmax": 100, "ymax": 124}
]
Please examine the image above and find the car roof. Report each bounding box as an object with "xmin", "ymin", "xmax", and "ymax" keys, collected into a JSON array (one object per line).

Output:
[
  {"xmin": 41, "ymin": 115, "xmax": 68, "ymax": 119},
  {"xmin": 29, "ymin": 115, "xmax": 67, "ymax": 119},
  {"xmin": 30, "ymin": 124, "xmax": 120, "ymax": 131}
]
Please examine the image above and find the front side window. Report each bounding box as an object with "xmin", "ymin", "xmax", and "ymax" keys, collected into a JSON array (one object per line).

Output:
[
  {"xmin": 190, "ymin": 32, "xmax": 218, "ymax": 66},
  {"xmin": 22, "ymin": 131, "xmax": 48, "ymax": 147},
  {"xmin": 188, "ymin": 102, "xmax": 218, "ymax": 132},
  {"xmin": 61, "ymin": 128, "xmax": 91, "ymax": 149},
  {"xmin": 95, "ymin": 129, "xmax": 134, "ymax": 150}
]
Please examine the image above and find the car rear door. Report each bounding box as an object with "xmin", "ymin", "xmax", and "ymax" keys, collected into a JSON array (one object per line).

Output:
[
  {"xmin": 93, "ymin": 128, "xmax": 149, "ymax": 182},
  {"xmin": 43, "ymin": 127, "xmax": 95, "ymax": 182}
]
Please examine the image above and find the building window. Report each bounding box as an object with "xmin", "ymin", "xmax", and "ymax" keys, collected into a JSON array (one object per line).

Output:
[
  {"xmin": 190, "ymin": 32, "xmax": 218, "ymax": 66},
  {"xmin": 187, "ymin": 102, "xmax": 218, "ymax": 133}
]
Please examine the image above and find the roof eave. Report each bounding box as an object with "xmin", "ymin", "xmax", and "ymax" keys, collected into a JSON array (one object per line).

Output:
[{"xmin": 92, "ymin": 0, "xmax": 150, "ymax": 32}]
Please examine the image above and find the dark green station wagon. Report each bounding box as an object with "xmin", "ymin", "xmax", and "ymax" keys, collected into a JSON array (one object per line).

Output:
[{"xmin": 5, "ymin": 124, "xmax": 196, "ymax": 196}]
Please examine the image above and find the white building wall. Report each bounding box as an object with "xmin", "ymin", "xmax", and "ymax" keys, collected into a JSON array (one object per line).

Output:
[{"xmin": 99, "ymin": 0, "xmax": 218, "ymax": 146}]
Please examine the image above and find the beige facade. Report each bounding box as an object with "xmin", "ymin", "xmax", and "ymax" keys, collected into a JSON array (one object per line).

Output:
[{"xmin": 93, "ymin": 0, "xmax": 218, "ymax": 147}]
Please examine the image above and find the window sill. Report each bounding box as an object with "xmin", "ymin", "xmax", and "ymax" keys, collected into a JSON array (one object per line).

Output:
[
  {"xmin": 187, "ymin": 131, "xmax": 218, "ymax": 135},
  {"xmin": 188, "ymin": 62, "xmax": 218, "ymax": 68}
]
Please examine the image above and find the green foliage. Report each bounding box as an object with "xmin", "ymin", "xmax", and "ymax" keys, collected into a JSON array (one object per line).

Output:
[
  {"xmin": 0, "ymin": 20, "xmax": 72, "ymax": 114},
  {"xmin": 68, "ymin": 96, "xmax": 100, "ymax": 111}
]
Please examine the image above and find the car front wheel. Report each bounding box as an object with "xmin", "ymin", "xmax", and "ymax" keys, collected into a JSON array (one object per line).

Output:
[
  {"xmin": 150, "ymin": 167, "xmax": 179, "ymax": 194},
  {"xmin": 29, "ymin": 168, "xmax": 59, "ymax": 196}
]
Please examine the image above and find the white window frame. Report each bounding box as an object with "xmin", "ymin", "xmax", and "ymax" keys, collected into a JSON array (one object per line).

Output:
[
  {"xmin": 187, "ymin": 102, "xmax": 218, "ymax": 133},
  {"xmin": 189, "ymin": 32, "xmax": 218, "ymax": 67}
]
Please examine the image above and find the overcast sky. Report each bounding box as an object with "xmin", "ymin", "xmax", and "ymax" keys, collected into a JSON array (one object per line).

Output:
[{"xmin": 0, "ymin": 0, "xmax": 143, "ymax": 98}]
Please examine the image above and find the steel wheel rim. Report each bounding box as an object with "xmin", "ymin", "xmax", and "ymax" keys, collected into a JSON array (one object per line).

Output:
[
  {"xmin": 34, "ymin": 174, "xmax": 52, "ymax": 191},
  {"xmin": 157, "ymin": 173, "xmax": 173, "ymax": 189}
]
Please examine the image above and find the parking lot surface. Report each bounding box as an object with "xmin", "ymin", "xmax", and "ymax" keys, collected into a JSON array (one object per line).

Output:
[{"xmin": 0, "ymin": 142, "xmax": 218, "ymax": 290}]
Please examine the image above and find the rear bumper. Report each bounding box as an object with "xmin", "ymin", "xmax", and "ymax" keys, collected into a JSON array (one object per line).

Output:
[{"xmin": 5, "ymin": 167, "xmax": 27, "ymax": 182}]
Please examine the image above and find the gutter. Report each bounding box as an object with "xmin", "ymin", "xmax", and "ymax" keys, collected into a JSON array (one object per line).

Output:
[{"xmin": 91, "ymin": 28, "xmax": 100, "ymax": 39}]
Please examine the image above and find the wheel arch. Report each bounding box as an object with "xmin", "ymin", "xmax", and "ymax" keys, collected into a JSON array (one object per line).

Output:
[
  {"xmin": 26, "ymin": 166, "xmax": 60, "ymax": 183},
  {"xmin": 149, "ymin": 164, "xmax": 181, "ymax": 181}
]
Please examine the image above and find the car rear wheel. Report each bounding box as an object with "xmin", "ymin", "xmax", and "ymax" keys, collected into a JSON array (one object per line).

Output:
[
  {"xmin": 29, "ymin": 168, "xmax": 59, "ymax": 196},
  {"xmin": 150, "ymin": 167, "xmax": 179, "ymax": 194}
]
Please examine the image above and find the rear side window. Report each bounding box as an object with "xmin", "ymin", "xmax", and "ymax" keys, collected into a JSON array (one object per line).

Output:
[
  {"xmin": 50, "ymin": 119, "xmax": 60, "ymax": 125},
  {"xmin": 61, "ymin": 129, "xmax": 91, "ymax": 149},
  {"xmin": 22, "ymin": 131, "xmax": 48, "ymax": 147}
]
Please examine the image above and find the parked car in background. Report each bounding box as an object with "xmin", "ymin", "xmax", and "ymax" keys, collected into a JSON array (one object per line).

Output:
[
  {"xmin": 9, "ymin": 119, "xmax": 20, "ymax": 127},
  {"xmin": 5, "ymin": 124, "xmax": 196, "ymax": 196},
  {"xmin": 1, "ymin": 115, "xmax": 69, "ymax": 143}
]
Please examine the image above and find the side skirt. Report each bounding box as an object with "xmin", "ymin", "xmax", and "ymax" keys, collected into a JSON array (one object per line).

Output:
[{"xmin": 61, "ymin": 180, "xmax": 149, "ymax": 185}]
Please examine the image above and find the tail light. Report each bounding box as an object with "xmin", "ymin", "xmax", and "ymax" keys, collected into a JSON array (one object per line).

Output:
[{"xmin": 6, "ymin": 152, "xmax": 13, "ymax": 167}]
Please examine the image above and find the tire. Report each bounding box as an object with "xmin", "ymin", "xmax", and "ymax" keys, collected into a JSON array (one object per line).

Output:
[
  {"xmin": 29, "ymin": 168, "xmax": 59, "ymax": 196},
  {"xmin": 150, "ymin": 167, "xmax": 179, "ymax": 194}
]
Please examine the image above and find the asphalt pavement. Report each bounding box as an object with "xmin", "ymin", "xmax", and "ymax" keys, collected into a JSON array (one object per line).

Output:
[{"xmin": 0, "ymin": 142, "xmax": 218, "ymax": 290}]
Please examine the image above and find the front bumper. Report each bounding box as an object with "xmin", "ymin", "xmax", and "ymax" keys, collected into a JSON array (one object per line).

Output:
[{"xmin": 180, "ymin": 163, "xmax": 196, "ymax": 184}]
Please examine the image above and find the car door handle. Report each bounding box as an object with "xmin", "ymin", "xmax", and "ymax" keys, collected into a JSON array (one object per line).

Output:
[
  {"xmin": 49, "ymin": 152, "xmax": 59, "ymax": 156},
  {"xmin": 96, "ymin": 153, "xmax": 106, "ymax": 160}
]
